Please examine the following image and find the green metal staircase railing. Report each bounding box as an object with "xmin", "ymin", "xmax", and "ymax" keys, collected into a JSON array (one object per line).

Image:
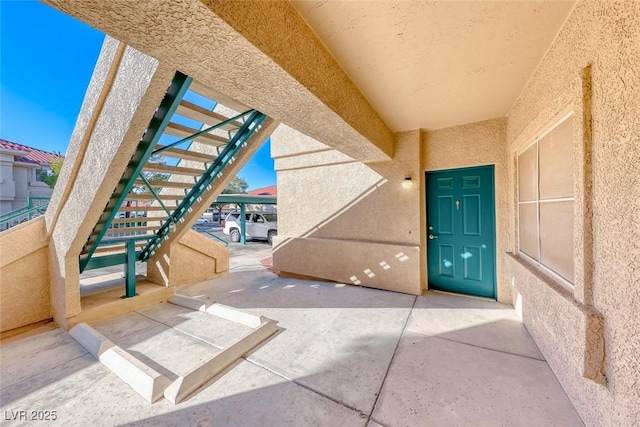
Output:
[
  {"xmin": 78, "ymin": 71, "xmax": 270, "ymax": 297},
  {"xmin": 79, "ymin": 72, "xmax": 192, "ymax": 273},
  {"xmin": 0, "ymin": 197, "xmax": 50, "ymax": 231},
  {"xmin": 138, "ymin": 110, "xmax": 266, "ymax": 261}
]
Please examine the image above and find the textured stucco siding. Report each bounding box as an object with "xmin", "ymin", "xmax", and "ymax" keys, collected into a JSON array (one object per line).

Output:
[
  {"xmin": 44, "ymin": 0, "xmax": 393, "ymax": 163},
  {"xmin": 506, "ymin": 1, "xmax": 640, "ymax": 425},
  {"xmin": 422, "ymin": 118, "xmax": 510, "ymax": 302},
  {"xmin": 0, "ymin": 218, "xmax": 50, "ymax": 332},
  {"xmin": 167, "ymin": 230, "xmax": 229, "ymax": 287},
  {"xmin": 45, "ymin": 37, "xmax": 175, "ymax": 328},
  {"xmin": 0, "ymin": 247, "xmax": 50, "ymax": 332},
  {"xmin": 506, "ymin": 255, "xmax": 610, "ymax": 423},
  {"xmin": 273, "ymin": 125, "xmax": 422, "ymax": 295}
]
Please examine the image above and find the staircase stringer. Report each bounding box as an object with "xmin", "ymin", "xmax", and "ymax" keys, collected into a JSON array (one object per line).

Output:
[
  {"xmin": 79, "ymin": 72, "xmax": 192, "ymax": 273},
  {"xmin": 139, "ymin": 112, "xmax": 273, "ymax": 261}
]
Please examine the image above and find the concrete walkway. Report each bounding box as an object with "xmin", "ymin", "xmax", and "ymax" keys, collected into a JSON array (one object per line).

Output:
[{"xmin": 0, "ymin": 247, "xmax": 584, "ymax": 426}]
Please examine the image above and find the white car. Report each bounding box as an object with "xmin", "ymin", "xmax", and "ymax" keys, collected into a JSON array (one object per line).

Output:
[
  {"xmin": 223, "ymin": 212, "xmax": 277, "ymax": 245},
  {"xmin": 195, "ymin": 216, "xmax": 209, "ymax": 225}
]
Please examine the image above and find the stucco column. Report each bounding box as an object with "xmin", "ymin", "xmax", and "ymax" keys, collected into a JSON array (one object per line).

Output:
[
  {"xmin": 45, "ymin": 36, "xmax": 175, "ymax": 328},
  {"xmin": 0, "ymin": 151, "xmax": 19, "ymax": 209}
]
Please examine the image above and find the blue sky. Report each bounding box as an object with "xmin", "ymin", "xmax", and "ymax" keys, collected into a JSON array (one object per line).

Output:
[{"xmin": 0, "ymin": 0, "xmax": 276, "ymax": 190}]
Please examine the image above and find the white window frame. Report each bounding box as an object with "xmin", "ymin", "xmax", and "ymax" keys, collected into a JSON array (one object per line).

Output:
[{"xmin": 517, "ymin": 112, "xmax": 575, "ymax": 290}]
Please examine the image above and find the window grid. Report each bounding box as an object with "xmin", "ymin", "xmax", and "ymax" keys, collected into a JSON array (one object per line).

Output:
[{"xmin": 517, "ymin": 114, "xmax": 574, "ymax": 287}]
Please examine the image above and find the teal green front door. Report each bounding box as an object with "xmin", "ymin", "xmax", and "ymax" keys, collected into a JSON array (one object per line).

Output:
[{"xmin": 426, "ymin": 166, "xmax": 496, "ymax": 299}]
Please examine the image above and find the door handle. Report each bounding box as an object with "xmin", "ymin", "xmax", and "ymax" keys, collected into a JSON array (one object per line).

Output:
[{"xmin": 428, "ymin": 234, "xmax": 438, "ymax": 240}]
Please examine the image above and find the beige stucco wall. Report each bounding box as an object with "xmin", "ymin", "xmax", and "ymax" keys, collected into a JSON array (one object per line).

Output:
[
  {"xmin": 505, "ymin": 1, "xmax": 640, "ymax": 425},
  {"xmin": 45, "ymin": 0, "xmax": 393, "ymax": 164},
  {"xmin": 44, "ymin": 37, "xmax": 175, "ymax": 329},
  {"xmin": 0, "ymin": 152, "xmax": 53, "ymax": 217},
  {"xmin": 272, "ymin": 125, "xmax": 422, "ymax": 295},
  {"xmin": 150, "ymin": 229, "xmax": 229, "ymax": 287},
  {"xmin": 0, "ymin": 217, "xmax": 50, "ymax": 332},
  {"xmin": 421, "ymin": 118, "xmax": 510, "ymax": 302}
]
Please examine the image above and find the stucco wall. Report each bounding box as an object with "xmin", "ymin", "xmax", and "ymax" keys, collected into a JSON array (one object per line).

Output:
[
  {"xmin": 44, "ymin": 36, "xmax": 175, "ymax": 329},
  {"xmin": 0, "ymin": 217, "xmax": 50, "ymax": 332},
  {"xmin": 45, "ymin": 0, "xmax": 393, "ymax": 164},
  {"xmin": 153, "ymin": 229, "xmax": 229, "ymax": 287},
  {"xmin": 0, "ymin": 154, "xmax": 52, "ymax": 217},
  {"xmin": 505, "ymin": 1, "xmax": 640, "ymax": 425},
  {"xmin": 11, "ymin": 166, "xmax": 30, "ymax": 208},
  {"xmin": 29, "ymin": 181, "xmax": 53, "ymax": 199},
  {"xmin": 272, "ymin": 125, "xmax": 422, "ymax": 295},
  {"xmin": 421, "ymin": 118, "xmax": 510, "ymax": 302}
]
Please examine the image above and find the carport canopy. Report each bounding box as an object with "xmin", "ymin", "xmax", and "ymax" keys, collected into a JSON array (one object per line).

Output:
[{"xmin": 213, "ymin": 194, "xmax": 277, "ymax": 244}]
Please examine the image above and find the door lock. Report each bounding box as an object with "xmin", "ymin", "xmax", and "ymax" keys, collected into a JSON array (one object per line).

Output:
[{"xmin": 428, "ymin": 234, "xmax": 438, "ymax": 240}]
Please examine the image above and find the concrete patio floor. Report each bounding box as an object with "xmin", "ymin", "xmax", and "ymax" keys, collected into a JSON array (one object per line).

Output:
[{"xmin": 0, "ymin": 246, "xmax": 584, "ymax": 426}]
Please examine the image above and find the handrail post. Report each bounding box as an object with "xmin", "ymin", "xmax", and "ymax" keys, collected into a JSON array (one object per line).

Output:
[
  {"xmin": 240, "ymin": 203, "xmax": 246, "ymax": 245},
  {"xmin": 124, "ymin": 239, "xmax": 137, "ymax": 298}
]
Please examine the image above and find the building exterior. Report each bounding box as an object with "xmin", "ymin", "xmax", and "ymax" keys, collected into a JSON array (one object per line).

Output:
[
  {"xmin": 1, "ymin": 1, "xmax": 638, "ymax": 425},
  {"xmin": 0, "ymin": 139, "xmax": 56, "ymax": 216},
  {"xmin": 247, "ymin": 185, "xmax": 277, "ymax": 196},
  {"xmin": 246, "ymin": 185, "xmax": 277, "ymax": 212}
]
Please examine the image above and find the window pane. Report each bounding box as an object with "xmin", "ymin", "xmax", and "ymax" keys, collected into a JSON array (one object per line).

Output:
[
  {"xmin": 539, "ymin": 117, "xmax": 573, "ymax": 200},
  {"xmin": 518, "ymin": 144, "xmax": 538, "ymax": 202},
  {"xmin": 540, "ymin": 201, "xmax": 574, "ymax": 283},
  {"xmin": 518, "ymin": 203, "xmax": 539, "ymax": 260}
]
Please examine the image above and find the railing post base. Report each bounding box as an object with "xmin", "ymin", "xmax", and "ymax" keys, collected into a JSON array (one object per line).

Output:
[{"xmin": 123, "ymin": 239, "xmax": 138, "ymax": 298}]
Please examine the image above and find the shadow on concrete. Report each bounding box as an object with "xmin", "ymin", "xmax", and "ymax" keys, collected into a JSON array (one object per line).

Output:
[{"xmin": 0, "ymin": 295, "xmax": 583, "ymax": 427}]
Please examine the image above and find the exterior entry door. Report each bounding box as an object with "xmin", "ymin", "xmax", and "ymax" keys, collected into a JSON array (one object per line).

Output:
[{"xmin": 426, "ymin": 165, "xmax": 496, "ymax": 299}]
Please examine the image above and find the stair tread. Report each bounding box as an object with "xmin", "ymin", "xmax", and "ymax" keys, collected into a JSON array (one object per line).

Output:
[
  {"xmin": 135, "ymin": 179, "xmax": 194, "ymax": 189},
  {"xmin": 155, "ymin": 144, "xmax": 216, "ymax": 162},
  {"xmin": 143, "ymin": 163, "xmax": 204, "ymax": 176},
  {"xmin": 176, "ymin": 100, "xmax": 241, "ymax": 131},
  {"xmin": 111, "ymin": 216, "xmax": 167, "ymax": 225},
  {"xmin": 105, "ymin": 226, "xmax": 158, "ymax": 234},
  {"xmin": 131, "ymin": 193, "xmax": 185, "ymax": 200},
  {"xmin": 165, "ymin": 122, "xmax": 229, "ymax": 146},
  {"xmin": 118, "ymin": 206, "xmax": 166, "ymax": 212},
  {"xmin": 189, "ymin": 80, "xmax": 250, "ymax": 113},
  {"xmin": 94, "ymin": 241, "xmax": 146, "ymax": 253}
]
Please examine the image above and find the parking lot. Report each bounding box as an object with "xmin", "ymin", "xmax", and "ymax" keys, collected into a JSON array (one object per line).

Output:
[
  {"xmin": 79, "ymin": 222, "xmax": 271, "ymax": 285},
  {"xmin": 192, "ymin": 222, "xmax": 271, "ymax": 246}
]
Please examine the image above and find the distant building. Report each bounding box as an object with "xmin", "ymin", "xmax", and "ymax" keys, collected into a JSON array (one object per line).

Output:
[
  {"xmin": 247, "ymin": 185, "xmax": 277, "ymax": 212},
  {"xmin": 0, "ymin": 138, "xmax": 58, "ymax": 216},
  {"xmin": 247, "ymin": 185, "xmax": 277, "ymax": 196}
]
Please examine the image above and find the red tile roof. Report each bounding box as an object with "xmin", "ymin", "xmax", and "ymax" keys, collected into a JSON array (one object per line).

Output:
[
  {"xmin": 247, "ymin": 185, "xmax": 277, "ymax": 196},
  {"xmin": 0, "ymin": 138, "xmax": 61, "ymax": 165}
]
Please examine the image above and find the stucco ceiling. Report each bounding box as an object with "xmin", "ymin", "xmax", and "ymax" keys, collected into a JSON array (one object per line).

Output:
[{"xmin": 292, "ymin": 1, "xmax": 576, "ymax": 132}]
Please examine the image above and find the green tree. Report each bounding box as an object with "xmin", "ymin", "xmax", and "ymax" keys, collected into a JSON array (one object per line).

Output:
[
  {"xmin": 210, "ymin": 176, "xmax": 249, "ymax": 222},
  {"xmin": 134, "ymin": 154, "xmax": 169, "ymax": 193},
  {"xmin": 39, "ymin": 156, "xmax": 63, "ymax": 189},
  {"xmin": 223, "ymin": 176, "xmax": 248, "ymax": 194}
]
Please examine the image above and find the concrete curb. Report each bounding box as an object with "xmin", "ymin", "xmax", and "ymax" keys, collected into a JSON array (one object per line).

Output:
[
  {"xmin": 164, "ymin": 320, "xmax": 279, "ymax": 404},
  {"xmin": 69, "ymin": 323, "xmax": 113, "ymax": 357},
  {"xmin": 168, "ymin": 294, "xmax": 265, "ymax": 327},
  {"xmin": 69, "ymin": 323, "xmax": 171, "ymax": 403},
  {"xmin": 167, "ymin": 294, "xmax": 208, "ymax": 311},
  {"xmin": 70, "ymin": 296, "xmax": 279, "ymax": 405}
]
